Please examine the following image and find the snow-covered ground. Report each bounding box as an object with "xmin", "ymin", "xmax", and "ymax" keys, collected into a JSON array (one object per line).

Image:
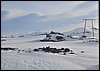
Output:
[{"xmin": 1, "ymin": 35, "xmax": 99, "ymax": 70}]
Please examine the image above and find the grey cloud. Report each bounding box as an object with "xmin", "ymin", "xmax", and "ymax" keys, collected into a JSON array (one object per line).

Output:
[
  {"xmin": 73, "ymin": 1, "xmax": 98, "ymax": 10},
  {"xmin": 1, "ymin": 10, "xmax": 10, "ymax": 18}
]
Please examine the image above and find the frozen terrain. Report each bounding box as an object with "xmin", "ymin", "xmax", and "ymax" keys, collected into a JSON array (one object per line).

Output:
[
  {"xmin": 1, "ymin": 34, "xmax": 99, "ymax": 70},
  {"xmin": 1, "ymin": 1, "xmax": 99, "ymax": 70}
]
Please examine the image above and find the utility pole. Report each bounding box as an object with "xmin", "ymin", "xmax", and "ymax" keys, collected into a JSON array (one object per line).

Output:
[
  {"xmin": 83, "ymin": 19, "xmax": 96, "ymax": 37},
  {"xmin": 83, "ymin": 19, "xmax": 87, "ymax": 37},
  {"xmin": 35, "ymin": 30, "xmax": 40, "ymax": 35},
  {"xmin": 91, "ymin": 20, "xmax": 94, "ymax": 37}
]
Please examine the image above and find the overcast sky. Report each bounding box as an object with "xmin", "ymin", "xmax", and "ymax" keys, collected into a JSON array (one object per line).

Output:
[{"xmin": 1, "ymin": 1, "xmax": 99, "ymax": 35}]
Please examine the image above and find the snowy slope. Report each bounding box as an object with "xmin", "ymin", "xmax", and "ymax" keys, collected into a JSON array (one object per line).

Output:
[
  {"xmin": 1, "ymin": 51, "xmax": 85, "ymax": 70},
  {"xmin": 86, "ymin": 65, "xmax": 99, "ymax": 70},
  {"xmin": 1, "ymin": 35, "xmax": 99, "ymax": 70},
  {"xmin": 64, "ymin": 27, "xmax": 99, "ymax": 36},
  {"xmin": 63, "ymin": 27, "xmax": 99, "ymax": 39}
]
